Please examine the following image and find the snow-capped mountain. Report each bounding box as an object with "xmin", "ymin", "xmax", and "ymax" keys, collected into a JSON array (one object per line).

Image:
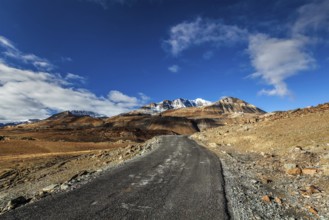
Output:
[
  {"xmin": 0, "ymin": 119, "xmax": 40, "ymax": 127},
  {"xmin": 132, "ymin": 97, "xmax": 265, "ymax": 115},
  {"xmin": 134, "ymin": 98, "xmax": 212, "ymax": 114}
]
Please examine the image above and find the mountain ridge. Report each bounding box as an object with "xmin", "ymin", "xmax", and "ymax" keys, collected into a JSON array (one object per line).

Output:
[{"xmin": 132, "ymin": 96, "xmax": 265, "ymax": 115}]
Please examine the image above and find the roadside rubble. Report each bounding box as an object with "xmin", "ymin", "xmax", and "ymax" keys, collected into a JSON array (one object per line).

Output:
[{"xmin": 191, "ymin": 137, "xmax": 329, "ymax": 220}]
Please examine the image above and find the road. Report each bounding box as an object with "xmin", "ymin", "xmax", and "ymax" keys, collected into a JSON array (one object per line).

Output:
[{"xmin": 1, "ymin": 136, "xmax": 230, "ymax": 220}]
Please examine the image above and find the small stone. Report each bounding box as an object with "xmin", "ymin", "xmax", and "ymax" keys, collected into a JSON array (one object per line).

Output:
[
  {"xmin": 309, "ymin": 207, "xmax": 318, "ymax": 216},
  {"xmin": 209, "ymin": 143, "xmax": 218, "ymax": 148},
  {"xmin": 42, "ymin": 184, "xmax": 59, "ymax": 193},
  {"xmin": 286, "ymin": 168, "xmax": 302, "ymax": 175},
  {"xmin": 284, "ymin": 163, "xmax": 297, "ymax": 169},
  {"xmin": 251, "ymin": 179, "xmax": 259, "ymax": 184},
  {"xmin": 295, "ymin": 146, "xmax": 303, "ymax": 151},
  {"xmin": 60, "ymin": 184, "xmax": 69, "ymax": 190},
  {"xmin": 302, "ymin": 168, "xmax": 317, "ymax": 175},
  {"xmin": 274, "ymin": 197, "xmax": 282, "ymax": 205},
  {"xmin": 306, "ymin": 185, "xmax": 320, "ymax": 194},
  {"xmin": 260, "ymin": 177, "xmax": 272, "ymax": 184},
  {"xmin": 262, "ymin": 195, "xmax": 271, "ymax": 203}
]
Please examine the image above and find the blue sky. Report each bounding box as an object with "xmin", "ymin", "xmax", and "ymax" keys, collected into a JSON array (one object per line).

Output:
[{"xmin": 0, "ymin": 0, "xmax": 328, "ymax": 122}]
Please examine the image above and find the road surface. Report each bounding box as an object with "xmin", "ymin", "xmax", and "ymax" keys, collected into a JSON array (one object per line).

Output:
[{"xmin": 1, "ymin": 135, "xmax": 230, "ymax": 220}]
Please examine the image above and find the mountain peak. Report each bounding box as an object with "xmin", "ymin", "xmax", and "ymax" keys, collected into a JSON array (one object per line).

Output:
[
  {"xmin": 134, "ymin": 98, "xmax": 212, "ymax": 114},
  {"xmin": 211, "ymin": 97, "xmax": 265, "ymax": 114}
]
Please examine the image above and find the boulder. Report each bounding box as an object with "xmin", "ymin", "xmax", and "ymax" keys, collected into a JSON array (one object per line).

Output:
[
  {"xmin": 286, "ymin": 168, "xmax": 302, "ymax": 175},
  {"xmin": 6, "ymin": 196, "xmax": 30, "ymax": 210},
  {"xmin": 302, "ymin": 168, "xmax": 317, "ymax": 175}
]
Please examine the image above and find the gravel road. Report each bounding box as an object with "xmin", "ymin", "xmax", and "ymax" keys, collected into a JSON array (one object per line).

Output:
[{"xmin": 1, "ymin": 135, "xmax": 229, "ymax": 220}]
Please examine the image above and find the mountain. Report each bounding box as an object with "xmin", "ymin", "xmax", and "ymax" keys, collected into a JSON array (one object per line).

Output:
[
  {"xmin": 48, "ymin": 110, "xmax": 106, "ymax": 120},
  {"xmin": 0, "ymin": 96, "xmax": 266, "ymax": 142},
  {"xmin": 133, "ymin": 96, "xmax": 265, "ymax": 116},
  {"xmin": 0, "ymin": 119, "xmax": 40, "ymax": 128},
  {"xmin": 133, "ymin": 98, "xmax": 212, "ymax": 114},
  {"xmin": 162, "ymin": 97, "xmax": 266, "ymax": 128},
  {"xmin": 206, "ymin": 97, "xmax": 266, "ymax": 114}
]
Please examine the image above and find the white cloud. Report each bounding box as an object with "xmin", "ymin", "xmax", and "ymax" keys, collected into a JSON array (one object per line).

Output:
[
  {"xmin": 0, "ymin": 35, "xmax": 54, "ymax": 71},
  {"xmin": 108, "ymin": 90, "xmax": 138, "ymax": 104},
  {"xmin": 248, "ymin": 34, "xmax": 314, "ymax": 96},
  {"xmin": 164, "ymin": 17, "xmax": 247, "ymax": 56},
  {"xmin": 0, "ymin": 34, "xmax": 150, "ymax": 123},
  {"xmin": 293, "ymin": 0, "xmax": 329, "ymax": 35},
  {"xmin": 65, "ymin": 73, "xmax": 86, "ymax": 83},
  {"xmin": 0, "ymin": 36, "xmax": 15, "ymax": 50},
  {"xmin": 168, "ymin": 65, "xmax": 180, "ymax": 73},
  {"xmin": 138, "ymin": 92, "xmax": 150, "ymax": 102},
  {"xmin": 0, "ymin": 62, "xmax": 148, "ymax": 123}
]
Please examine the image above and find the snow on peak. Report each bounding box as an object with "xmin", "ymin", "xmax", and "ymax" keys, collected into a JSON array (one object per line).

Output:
[
  {"xmin": 136, "ymin": 98, "xmax": 212, "ymax": 114},
  {"xmin": 193, "ymin": 98, "xmax": 212, "ymax": 106}
]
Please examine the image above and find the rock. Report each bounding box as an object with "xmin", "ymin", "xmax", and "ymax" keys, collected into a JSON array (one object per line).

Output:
[
  {"xmin": 42, "ymin": 184, "xmax": 59, "ymax": 193},
  {"xmin": 295, "ymin": 146, "xmax": 303, "ymax": 151},
  {"xmin": 260, "ymin": 177, "xmax": 272, "ymax": 184},
  {"xmin": 286, "ymin": 168, "xmax": 302, "ymax": 175},
  {"xmin": 250, "ymin": 179, "xmax": 259, "ymax": 184},
  {"xmin": 302, "ymin": 168, "xmax": 317, "ymax": 175},
  {"xmin": 262, "ymin": 195, "xmax": 271, "ymax": 203},
  {"xmin": 306, "ymin": 185, "xmax": 321, "ymax": 194},
  {"xmin": 60, "ymin": 184, "xmax": 69, "ymax": 190},
  {"xmin": 284, "ymin": 163, "xmax": 297, "ymax": 169},
  {"xmin": 209, "ymin": 143, "xmax": 218, "ymax": 148},
  {"xmin": 308, "ymin": 206, "xmax": 318, "ymax": 216},
  {"xmin": 274, "ymin": 197, "xmax": 282, "ymax": 205},
  {"xmin": 6, "ymin": 196, "xmax": 31, "ymax": 210}
]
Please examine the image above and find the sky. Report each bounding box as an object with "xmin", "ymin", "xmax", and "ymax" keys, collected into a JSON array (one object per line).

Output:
[{"xmin": 0, "ymin": 0, "xmax": 328, "ymax": 122}]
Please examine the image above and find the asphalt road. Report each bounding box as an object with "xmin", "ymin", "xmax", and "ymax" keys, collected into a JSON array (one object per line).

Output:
[{"xmin": 1, "ymin": 136, "xmax": 230, "ymax": 220}]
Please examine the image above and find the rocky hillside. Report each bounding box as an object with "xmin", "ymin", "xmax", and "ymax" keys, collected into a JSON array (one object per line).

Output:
[
  {"xmin": 191, "ymin": 101, "xmax": 329, "ymax": 219},
  {"xmin": 208, "ymin": 97, "xmax": 266, "ymax": 114}
]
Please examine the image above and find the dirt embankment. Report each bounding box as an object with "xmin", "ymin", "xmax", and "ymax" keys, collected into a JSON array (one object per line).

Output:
[{"xmin": 191, "ymin": 104, "xmax": 329, "ymax": 219}]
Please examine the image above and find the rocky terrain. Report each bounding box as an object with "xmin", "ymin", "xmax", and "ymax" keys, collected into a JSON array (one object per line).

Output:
[
  {"xmin": 191, "ymin": 102, "xmax": 329, "ymax": 219},
  {"xmin": 2, "ymin": 97, "xmax": 327, "ymax": 219}
]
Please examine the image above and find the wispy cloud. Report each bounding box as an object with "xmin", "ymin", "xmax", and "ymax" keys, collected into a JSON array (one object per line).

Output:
[
  {"xmin": 164, "ymin": 17, "xmax": 247, "ymax": 56},
  {"xmin": 61, "ymin": 57, "xmax": 73, "ymax": 62},
  {"xmin": 0, "ymin": 36, "xmax": 15, "ymax": 50},
  {"xmin": 248, "ymin": 34, "xmax": 314, "ymax": 96},
  {"xmin": 0, "ymin": 36, "xmax": 149, "ymax": 123},
  {"xmin": 108, "ymin": 90, "xmax": 139, "ymax": 106},
  {"xmin": 65, "ymin": 73, "xmax": 86, "ymax": 84},
  {"xmin": 84, "ymin": 0, "xmax": 136, "ymax": 9},
  {"xmin": 168, "ymin": 65, "xmax": 180, "ymax": 73},
  {"xmin": 292, "ymin": 0, "xmax": 329, "ymax": 36},
  {"xmin": 0, "ymin": 35, "xmax": 54, "ymax": 71},
  {"xmin": 164, "ymin": 0, "xmax": 328, "ymax": 97}
]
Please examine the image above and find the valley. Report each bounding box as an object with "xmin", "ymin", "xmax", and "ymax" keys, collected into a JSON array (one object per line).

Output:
[{"xmin": 0, "ymin": 97, "xmax": 328, "ymax": 219}]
